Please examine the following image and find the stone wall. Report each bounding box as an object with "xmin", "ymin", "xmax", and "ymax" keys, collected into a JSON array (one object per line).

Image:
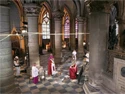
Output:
[
  {"xmin": 106, "ymin": 50, "xmax": 125, "ymax": 77},
  {"xmin": 114, "ymin": 58, "xmax": 125, "ymax": 93},
  {"xmin": 102, "ymin": 50, "xmax": 125, "ymax": 93}
]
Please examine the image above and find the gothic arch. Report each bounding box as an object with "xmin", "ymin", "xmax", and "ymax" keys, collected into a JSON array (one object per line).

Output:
[
  {"xmin": 12, "ymin": 0, "xmax": 24, "ymax": 27},
  {"xmin": 61, "ymin": 5, "xmax": 71, "ymax": 41},
  {"xmin": 10, "ymin": 27, "xmax": 21, "ymax": 57},
  {"xmin": 11, "ymin": 27, "xmax": 20, "ymax": 41},
  {"xmin": 38, "ymin": 1, "xmax": 52, "ymax": 46},
  {"xmin": 62, "ymin": 4, "xmax": 72, "ymax": 18},
  {"xmin": 10, "ymin": 0, "xmax": 25, "ymax": 54},
  {"xmin": 73, "ymin": 0, "xmax": 81, "ymax": 17}
]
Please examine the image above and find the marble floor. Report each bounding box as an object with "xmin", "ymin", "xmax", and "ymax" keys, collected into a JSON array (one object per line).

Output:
[{"xmin": 15, "ymin": 49, "xmax": 85, "ymax": 94}]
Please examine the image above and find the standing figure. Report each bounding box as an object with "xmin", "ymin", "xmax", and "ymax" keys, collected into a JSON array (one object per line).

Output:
[
  {"xmin": 32, "ymin": 63, "xmax": 39, "ymax": 84},
  {"xmin": 14, "ymin": 56, "xmax": 20, "ymax": 77},
  {"xmin": 72, "ymin": 50, "xmax": 77, "ymax": 60},
  {"xmin": 51, "ymin": 58, "xmax": 57, "ymax": 75},
  {"xmin": 48, "ymin": 53, "xmax": 54, "ymax": 76},
  {"xmin": 85, "ymin": 52, "xmax": 89, "ymax": 63},
  {"xmin": 69, "ymin": 63, "xmax": 77, "ymax": 79}
]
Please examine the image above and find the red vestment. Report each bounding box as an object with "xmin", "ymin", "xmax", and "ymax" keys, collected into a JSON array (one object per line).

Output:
[
  {"xmin": 48, "ymin": 60, "xmax": 52, "ymax": 76},
  {"xmin": 69, "ymin": 64, "xmax": 77, "ymax": 79}
]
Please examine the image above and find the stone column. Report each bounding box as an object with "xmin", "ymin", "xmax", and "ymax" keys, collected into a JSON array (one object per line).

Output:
[
  {"xmin": 117, "ymin": 1, "xmax": 125, "ymax": 51},
  {"xmin": 53, "ymin": 0, "xmax": 59, "ymax": 11},
  {"xmin": 50, "ymin": 18, "xmax": 55, "ymax": 54},
  {"xmin": 89, "ymin": 10, "xmax": 110, "ymax": 85},
  {"xmin": 118, "ymin": 19, "xmax": 125, "ymax": 51},
  {"xmin": 86, "ymin": 19, "xmax": 89, "ymax": 51},
  {"xmin": 0, "ymin": 5, "xmax": 20, "ymax": 93},
  {"xmin": 24, "ymin": 4, "xmax": 40, "ymax": 66},
  {"xmin": 77, "ymin": 17, "xmax": 85, "ymax": 57},
  {"xmin": 52, "ymin": 11, "xmax": 63, "ymax": 63},
  {"xmin": 70, "ymin": 17, "xmax": 76, "ymax": 50}
]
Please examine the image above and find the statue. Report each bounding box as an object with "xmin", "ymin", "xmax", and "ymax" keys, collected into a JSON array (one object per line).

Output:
[{"xmin": 108, "ymin": 24, "xmax": 118, "ymax": 50}]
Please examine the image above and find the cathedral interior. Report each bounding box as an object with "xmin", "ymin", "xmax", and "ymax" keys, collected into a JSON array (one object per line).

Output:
[{"xmin": 0, "ymin": 0, "xmax": 125, "ymax": 94}]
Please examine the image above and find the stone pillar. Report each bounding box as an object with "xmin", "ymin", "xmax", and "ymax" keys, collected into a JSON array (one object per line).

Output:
[
  {"xmin": 89, "ymin": 12, "xmax": 109, "ymax": 85},
  {"xmin": 118, "ymin": 19, "xmax": 125, "ymax": 51},
  {"xmin": 52, "ymin": 11, "xmax": 63, "ymax": 63},
  {"xmin": 53, "ymin": 0, "xmax": 59, "ymax": 11},
  {"xmin": 86, "ymin": 19, "xmax": 89, "ymax": 51},
  {"xmin": 51, "ymin": 0, "xmax": 59, "ymax": 55},
  {"xmin": 24, "ymin": 4, "xmax": 40, "ymax": 66},
  {"xmin": 87, "ymin": 1, "xmax": 112, "ymax": 86},
  {"xmin": 77, "ymin": 17, "xmax": 85, "ymax": 57},
  {"xmin": 70, "ymin": 17, "xmax": 76, "ymax": 50},
  {"xmin": 50, "ymin": 18, "xmax": 55, "ymax": 54},
  {"xmin": 0, "ymin": 5, "xmax": 20, "ymax": 93}
]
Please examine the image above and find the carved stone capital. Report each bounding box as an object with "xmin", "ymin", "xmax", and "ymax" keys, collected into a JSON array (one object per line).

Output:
[
  {"xmin": 89, "ymin": 1, "xmax": 113, "ymax": 13},
  {"xmin": 52, "ymin": 10, "xmax": 64, "ymax": 21},
  {"xmin": 24, "ymin": 3, "xmax": 40, "ymax": 16}
]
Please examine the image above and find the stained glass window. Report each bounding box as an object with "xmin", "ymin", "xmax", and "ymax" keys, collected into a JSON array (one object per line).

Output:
[
  {"xmin": 64, "ymin": 16, "xmax": 70, "ymax": 38},
  {"xmin": 42, "ymin": 12, "xmax": 50, "ymax": 39},
  {"xmin": 75, "ymin": 18, "xmax": 78, "ymax": 38}
]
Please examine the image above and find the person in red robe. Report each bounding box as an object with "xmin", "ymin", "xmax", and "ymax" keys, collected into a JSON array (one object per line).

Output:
[
  {"xmin": 69, "ymin": 63, "xmax": 77, "ymax": 79},
  {"xmin": 48, "ymin": 53, "xmax": 54, "ymax": 76}
]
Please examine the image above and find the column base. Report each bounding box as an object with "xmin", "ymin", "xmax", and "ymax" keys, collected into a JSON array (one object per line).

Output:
[
  {"xmin": 83, "ymin": 81, "xmax": 116, "ymax": 94},
  {"xmin": 83, "ymin": 82, "xmax": 100, "ymax": 94}
]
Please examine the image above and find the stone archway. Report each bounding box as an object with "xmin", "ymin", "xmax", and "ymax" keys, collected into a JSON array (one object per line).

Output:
[
  {"xmin": 11, "ymin": 27, "xmax": 22, "ymax": 58},
  {"xmin": 38, "ymin": 2, "xmax": 52, "ymax": 53}
]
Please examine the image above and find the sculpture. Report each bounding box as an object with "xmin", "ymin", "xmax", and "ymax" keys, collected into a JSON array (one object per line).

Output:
[{"xmin": 108, "ymin": 25, "xmax": 118, "ymax": 50}]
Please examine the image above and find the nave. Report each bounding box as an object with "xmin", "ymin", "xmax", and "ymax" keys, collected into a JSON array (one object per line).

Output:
[{"xmin": 15, "ymin": 50, "xmax": 85, "ymax": 94}]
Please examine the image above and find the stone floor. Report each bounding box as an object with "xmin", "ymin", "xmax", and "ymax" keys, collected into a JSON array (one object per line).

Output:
[{"xmin": 15, "ymin": 49, "xmax": 85, "ymax": 94}]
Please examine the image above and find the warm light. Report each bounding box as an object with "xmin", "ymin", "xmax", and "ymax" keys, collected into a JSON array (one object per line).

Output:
[
  {"xmin": 24, "ymin": 24, "xmax": 28, "ymax": 28},
  {"xmin": 16, "ymin": 32, "xmax": 19, "ymax": 35},
  {"xmin": 22, "ymin": 29, "xmax": 27, "ymax": 34},
  {"xmin": 62, "ymin": 44, "xmax": 66, "ymax": 48},
  {"xmin": 62, "ymin": 41, "xmax": 66, "ymax": 48},
  {"xmin": 83, "ymin": 42, "xmax": 86, "ymax": 46}
]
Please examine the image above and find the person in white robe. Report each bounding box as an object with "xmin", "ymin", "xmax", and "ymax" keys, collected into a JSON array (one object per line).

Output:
[
  {"xmin": 50, "ymin": 58, "xmax": 57, "ymax": 75},
  {"xmin": 72, "ymin": 50, "xmax": 77, "ymax": 60},
  {"xmin": 32, "ymin": 63, "xmax": 39, "ymax": 84},
  {"xmin": 14, "ymin": 56, "xmax": 20, "ymax": 77},
  {"xmin": 85, "ymin": 52, "xmax": 89, "ymax": 62}
]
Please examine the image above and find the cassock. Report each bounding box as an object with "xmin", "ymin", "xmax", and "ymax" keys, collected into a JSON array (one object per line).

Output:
[
  {"xmin": 69, "ymin": 64, "xmax": 77, "ymax": 79},
  {"xmin": 32, "ymin": 66, "xmax": 39, "ymax": 84},
  {"xmin": 14, "ymin": 58, "xmax": 20, "ymax": 76},
  {"xmin": 48, "ymin": 59, "xmax": 52, "ymax": 76},
  {"xmin": 48, "ymin": 59, "xmax": 57, "ymax": 76},
  {"xmin": 51, "ymin": 62, "xmax": 57, "ymax": 75},
  {"xmin": 72, "ymin": 50, "xmax": 77, "ymax": 60}
]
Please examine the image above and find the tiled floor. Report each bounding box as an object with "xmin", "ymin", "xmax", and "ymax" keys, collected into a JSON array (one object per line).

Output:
[{"xmin": 15, "ymin": 50, "xmax": 85, "ymax": 94}]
